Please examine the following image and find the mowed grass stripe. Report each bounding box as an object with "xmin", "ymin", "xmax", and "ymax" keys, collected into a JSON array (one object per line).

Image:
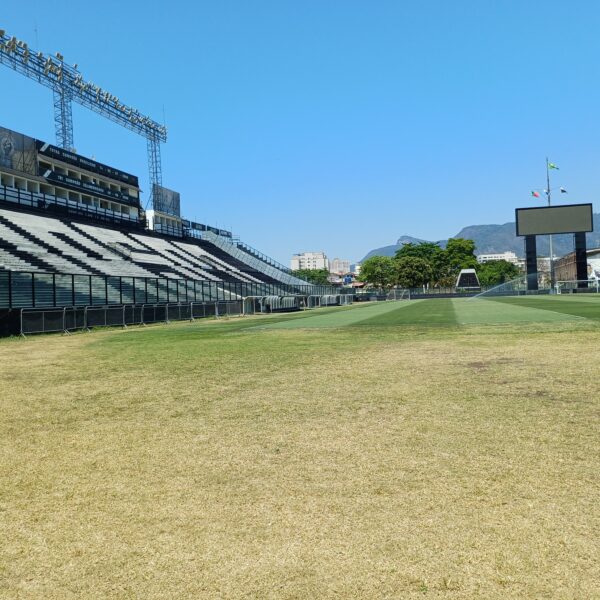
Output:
[
  {"xmin": 260, "ymin": 300, "xmax": 420, "ymax": 329},
  {"xmin": 489, "ymin": 295, "xmax": 600, "ymax": 320},
  {"xmin": 453, "ymin": 298, "xmax": 580, "ymax": 324},
  {"xmin": 351, "ymin": 298, "xmax": 458, "ymax": 326}
]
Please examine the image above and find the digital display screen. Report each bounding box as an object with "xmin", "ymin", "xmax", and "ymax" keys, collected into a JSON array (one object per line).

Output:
[{"xmin": 516, "ymin": 204, "xmax": 593, "ymax": 236}]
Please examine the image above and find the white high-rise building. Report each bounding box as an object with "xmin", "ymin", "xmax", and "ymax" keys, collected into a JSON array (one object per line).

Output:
[{"xmin": 290, "ymin": 251, "xmax": 329, "ymax": 271}]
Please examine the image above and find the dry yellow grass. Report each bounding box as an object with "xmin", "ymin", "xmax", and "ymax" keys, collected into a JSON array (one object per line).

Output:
[{"xmin": 0, "ymin": 315, "xmax": 599, "ymax": 598}]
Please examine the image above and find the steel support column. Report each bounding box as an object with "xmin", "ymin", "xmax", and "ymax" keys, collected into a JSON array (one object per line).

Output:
[
  {"xmin": 53, "ymin": 86, "xmax": 74, "ymax": 150},
  {"xmin": 147, "ymin": 136, "xmax": 163, "ymax": 210},
  {"xmin": 525, "ymin": 235, "xmax": 538, "ymax": 291},
  {"xmin": 574, "ymin": 232, "xmax": 588, "ymax": 289}
]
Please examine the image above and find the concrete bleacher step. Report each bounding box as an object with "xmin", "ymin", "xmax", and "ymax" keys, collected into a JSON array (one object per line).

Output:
[
  {"xmin": 50, "ymin": 232, "xmax": 105, "ymax": 260},
  {"xmin": 67, "ymin": 223, "xmax": 136, "ymax": 260},
  {"xmin": 174, "ymin": 241, "xmax": 261, "ymax": 284},
  {"xmin": 191, "ymin": 239, "xmax": 276, "ymax": 284},
  {"xmin": 0, "ymin": 206, "xmax": 306, "ymax": 289},
  {"xmin": 0, "ymin": 238, "xmax": 56, "ymax": 272},
  {"xmin": 126, "ymin": 233, "xmax": 222, "ymax": 282},
  {"xmin": 0, "ymin": 214, "xmax": 101, "ymax": 275}
]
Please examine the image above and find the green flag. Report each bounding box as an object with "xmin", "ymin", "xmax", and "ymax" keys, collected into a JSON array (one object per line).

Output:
[{"xmin": 548, "ymin": 162, "xmax": 559, "ymax": 170}]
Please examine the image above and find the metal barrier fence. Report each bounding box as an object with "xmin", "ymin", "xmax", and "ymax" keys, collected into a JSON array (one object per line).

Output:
[
  {"xmin": 17, "ymin": 293, "xmax": 355, "ymax": 336},
  {"xmin": 556, "ymin": 280, "xmax": 600, "ymax": 294},
  {"xmin": 19, "ymin": 300, "xmax": 245, "ymax": 336},
  {"xmin": 0, "ymin": 269, "xmax": 350, "ymax": 310}
]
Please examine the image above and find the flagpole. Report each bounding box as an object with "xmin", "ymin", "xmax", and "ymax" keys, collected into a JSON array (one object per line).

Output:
[{"xmin": 546, "ymin": 157, "xmax": 555, "ymax": 291}]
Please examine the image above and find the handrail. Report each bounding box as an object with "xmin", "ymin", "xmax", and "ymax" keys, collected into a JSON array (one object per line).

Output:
[{"xmin": 0, "ymin": 184, "xmax": 143, "ymax": 227}]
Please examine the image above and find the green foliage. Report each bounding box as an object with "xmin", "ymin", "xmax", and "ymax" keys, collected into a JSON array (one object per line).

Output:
[
  {"xmin": 395, "ymin": 242, "xmax": 441, "ymax": 263},
  {"xmin": 394, "ymin": 256, "xmax": 433, "ymax": 288},
  {"xmin": 362, "ymin": 238, "xmax": 480, "ymax": 288},
  {"xmin": 358, "ymin": 256, "xmax": 396, "ymax": 288},
  {"xmin": 445, "ymin": 238, "xmax": 478, "ymax": 273},
  {"xmin": 476, "ymin": 260, "xmax": 521, "ymax": 287},
  {"xmin": 396, "ymin": 242, "xmax": 449, "ymax": 285},
  {"xmin": 292, "ymin": 268, "xmax": 330, "ymax": 285}
]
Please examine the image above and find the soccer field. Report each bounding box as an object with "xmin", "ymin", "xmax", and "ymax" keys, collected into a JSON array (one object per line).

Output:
[{"xmin": 1, "ymin": 297, "xmax": 599, "ymax": 598}]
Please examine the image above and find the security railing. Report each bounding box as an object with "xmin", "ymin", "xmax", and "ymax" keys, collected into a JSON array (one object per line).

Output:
[
  {"xmin": 0, "ymin": 269, "xmax": 347, "ymax": 310},
  {"xmin": 0, "ymin": 184, "xmax": 144, "ymax": 228},
  {"xmin": 18, "ymin": 300, "xmax": 245, "ymax": 336},
  {"xmin": 235, "ymin": 240, "xmax": 298, "ymax": 276}
]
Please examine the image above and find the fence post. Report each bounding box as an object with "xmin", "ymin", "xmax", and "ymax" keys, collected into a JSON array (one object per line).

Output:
[
  {"xmin": 19, "ymin": 308, "xmax": 25, "ymax": 337},
  {"xmin": 62, "ymin": 307, "xmax": 69, "ymax": 335},
  {"xmin": 122, "ymin": 304, "xmax": 127, "ymax": 328},
  {"xmin": 190, "ymin": 302, "xmax": 194, "ymax": 321}
]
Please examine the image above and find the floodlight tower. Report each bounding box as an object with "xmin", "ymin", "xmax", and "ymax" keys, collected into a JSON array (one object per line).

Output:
[{"xmin": 0, "ymin": 29, "xmax": 167, "ymax": 208}]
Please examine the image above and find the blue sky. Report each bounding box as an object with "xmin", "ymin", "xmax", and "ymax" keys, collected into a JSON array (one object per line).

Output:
[{"xmin": 2, "ymin": 1, "xmax": 600, "ymax": 263}]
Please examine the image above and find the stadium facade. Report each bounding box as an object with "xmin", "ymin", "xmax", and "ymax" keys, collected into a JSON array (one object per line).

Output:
[{"xmin": 0, "ymin": 125, "xmax": 347, "ymax": 335}]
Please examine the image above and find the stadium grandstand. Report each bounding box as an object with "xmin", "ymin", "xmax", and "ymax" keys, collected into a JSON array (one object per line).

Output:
[
  {"xmin": 0, "ymin": 125, "xmax": 348, "ymax": 335},
  {"xmin": 0, "ymin": 30, "xmax": 352, "ymax": 336}
]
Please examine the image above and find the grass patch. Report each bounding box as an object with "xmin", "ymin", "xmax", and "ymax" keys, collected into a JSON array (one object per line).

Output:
[{"xmin": 1, "ymin": 303, "xmax": 599, "ymax": 598}]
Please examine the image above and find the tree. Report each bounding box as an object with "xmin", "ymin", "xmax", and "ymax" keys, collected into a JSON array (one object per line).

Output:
[
  {"xmin": 394, "ymin": 256, "xmax": 433, "ymax": 288},
  {"xmin": 395, "ymin": 242, "xmax": 441, "ymax": 263},
  {"xmin": 358, "ymin": 256, "xmax": 396, "ymax": 289},
  {"xmin": 395, "ymin": 242, "xmax": 447, "ymax": 285},
  {"xmin": 445, "ymin": 238, "xmax": 478, "ymax": 274},
  {"xmin": 476, "ymin": 260, "xmax": 521, "ymax": 287},
  {"xmin": 292, "ymin": 268, "xmax": 330, "ymax": 285}
]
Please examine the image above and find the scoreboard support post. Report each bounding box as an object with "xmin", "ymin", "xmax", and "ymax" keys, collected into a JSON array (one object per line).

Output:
[
  {"xmin": 525, "ymin": 235, "xmax": 538, "ymax": 291},
  {"xmin": 574, "ymin": 232, "xmax": 588, "ymax": 289}
]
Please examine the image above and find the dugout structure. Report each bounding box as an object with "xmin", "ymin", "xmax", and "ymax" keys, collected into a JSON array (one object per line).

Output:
[{"xmin": 515, "ymin": 203, "xmax": 594, "ymax": 291}]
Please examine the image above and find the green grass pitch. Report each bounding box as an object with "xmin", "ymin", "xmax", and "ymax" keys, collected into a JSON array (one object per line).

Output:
[
  {"xmin": 263, "ymin": 294, "xmax": 600, "ymax": 328},
  {"xmin": 1, "ymin": 296, "xmax": 599, "ymax": 598}
]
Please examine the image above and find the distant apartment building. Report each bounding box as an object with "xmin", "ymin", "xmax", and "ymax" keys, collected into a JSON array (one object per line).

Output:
[
  {"xmin": 477, "ymin": 251, "xmax": 520, "ymax": 264},
  {"xmin": 290, "ymin": 251, "xmax": 329, "ymax": 271},
  {"xmin": 329, "ymin": 258, "xmax": 351, "ymax": 274}
]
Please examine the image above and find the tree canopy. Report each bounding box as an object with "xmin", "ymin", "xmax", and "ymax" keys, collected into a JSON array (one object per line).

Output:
[
  {"xmin": 358, "ymin": 256, "xmax": 396, "ymax": 288},
  {"xmin": 359, "ymin": 238, "xmax": 490, "ymax": 289},
  {"xmin": 476, "ymin": 260, "xmax": 520, "ymax": 287},
  {"xmin": 394, "ymin": 256, "xmax": 433, "ymax": 288}
]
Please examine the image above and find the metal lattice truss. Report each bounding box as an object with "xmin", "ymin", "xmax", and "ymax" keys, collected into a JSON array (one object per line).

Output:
[
  {"xmin": 0, "ymin": 28, "xmax": 167, "ymax": 205},
  {"xmin": 0, "ymin": 30, "xmax": 166, "ymax": 143}
]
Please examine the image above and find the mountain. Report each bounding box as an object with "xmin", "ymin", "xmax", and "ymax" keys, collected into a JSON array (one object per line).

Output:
[{"xmin": 361, "ymin": 213, "xmax": 600, "ymax": 261}]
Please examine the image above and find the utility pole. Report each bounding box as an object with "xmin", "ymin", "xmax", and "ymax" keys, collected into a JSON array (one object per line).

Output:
[{"xmin": 546, "ymin": 157, "xmax": 555, "ymax": 291}]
